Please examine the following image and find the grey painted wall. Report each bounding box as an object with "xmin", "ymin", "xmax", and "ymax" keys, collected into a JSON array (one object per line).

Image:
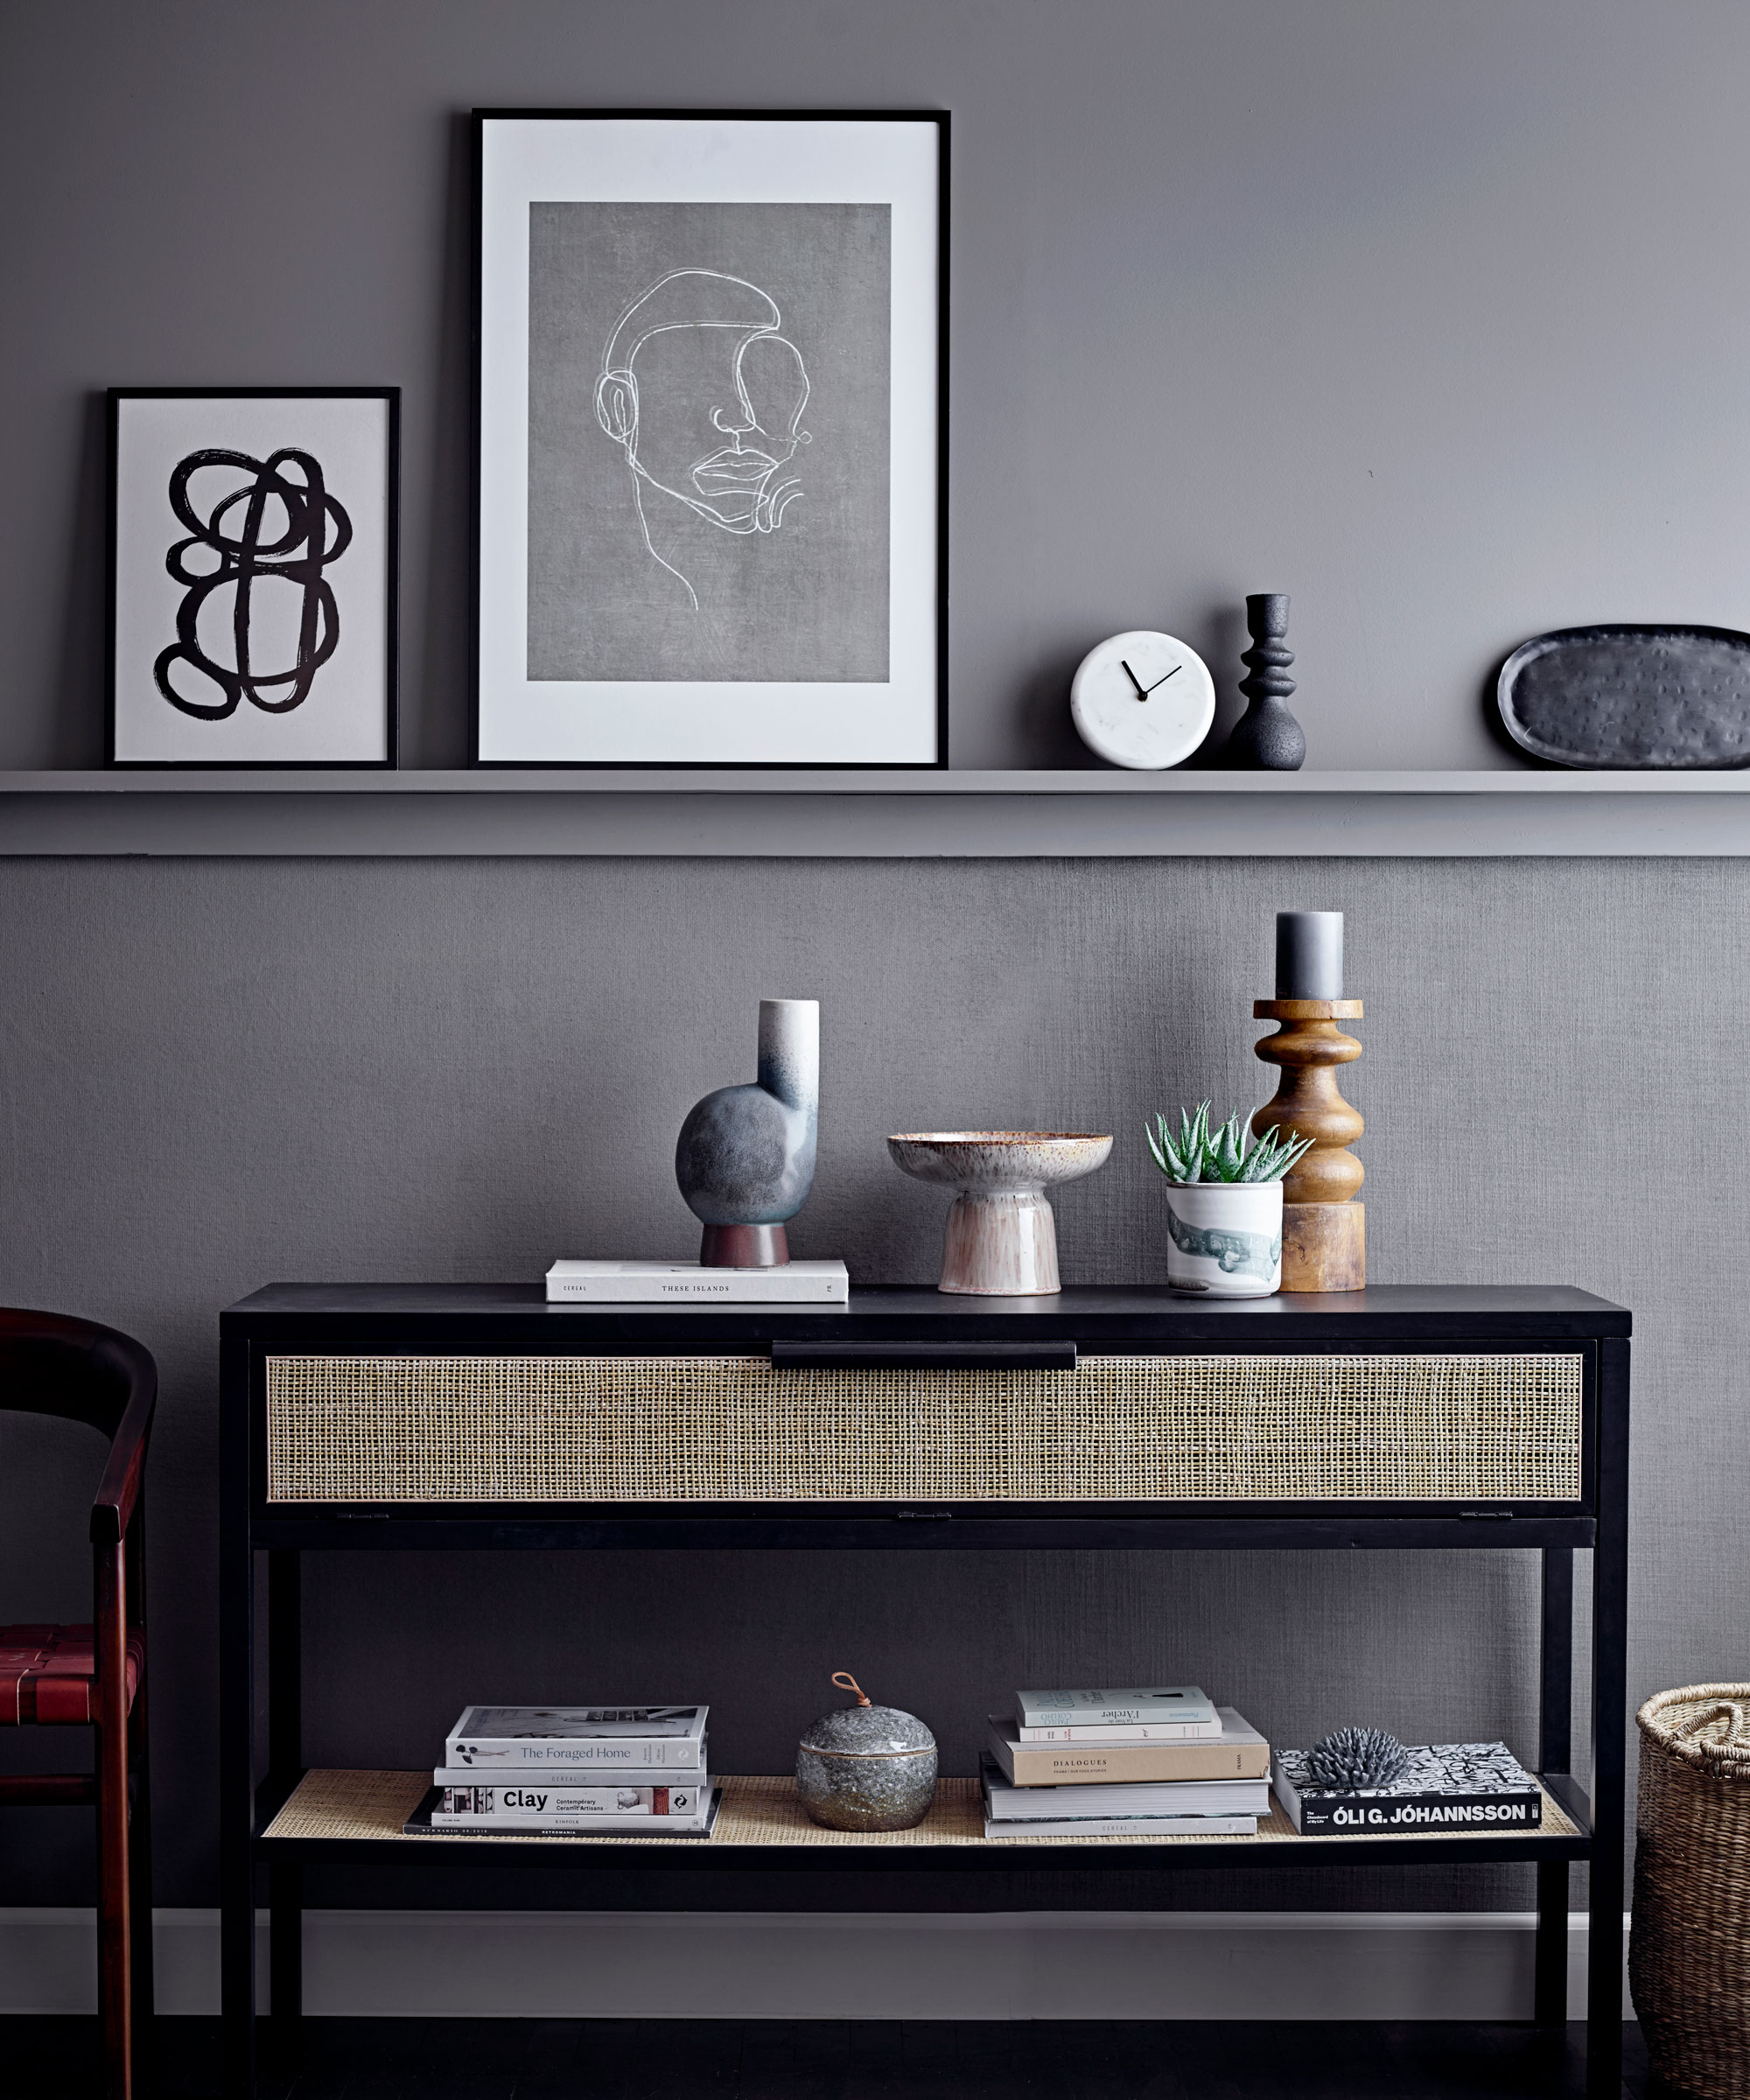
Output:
[
  {"xmin": 1, "ymin": 0, "xmax": 1746, "ymax": 1922},
  {"xmin": 6, "ymin": 1, "xmax": 1750, "ymax": 768},
  {"xmin": 0, "ymin": 853, "xmax": 1740, "ymax": 1912}
]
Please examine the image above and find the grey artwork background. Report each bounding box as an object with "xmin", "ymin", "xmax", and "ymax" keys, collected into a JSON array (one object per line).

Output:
[{"xmin": 527, "ymin": 201, "xmax": 890, "ymax": 684}]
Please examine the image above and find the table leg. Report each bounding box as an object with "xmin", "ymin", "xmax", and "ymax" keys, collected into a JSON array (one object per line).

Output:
[
  {"xmin": 219, "ymin": 1372, "xmax": 256, "ymax": 2099},
  {"xmin": 1586, "ymin": 1338, "xmax": 1631, "ymax": 2098},
  {"xmin": 1533, "ymin": 1860, "xmax": 1570, "ymax": 2026},
  {"xmin": 1535, "ymin": 1545, "xmax": 1573, "ymax": 2025},
  {"xmin": 267, "ymin": 1549, "xmax": 304, "ymax": 2063}
]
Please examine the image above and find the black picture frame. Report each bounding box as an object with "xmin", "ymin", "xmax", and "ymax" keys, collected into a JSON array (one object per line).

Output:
[
  {"xmin": 470, "ymin": 108, "xmax": 948, "ymax": 770},
  {"xmin": 106, "ymin": 386, "xmax": 400, "ymax": 769}
]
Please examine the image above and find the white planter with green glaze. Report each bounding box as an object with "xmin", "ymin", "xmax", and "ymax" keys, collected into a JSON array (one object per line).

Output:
[{"xmin": 1162, "ymin": 1180, "xmax": 1283, "ymax": 1297}]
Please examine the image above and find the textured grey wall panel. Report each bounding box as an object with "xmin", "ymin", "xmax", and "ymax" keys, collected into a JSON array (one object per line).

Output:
[
  {"xmin": 0, "ymin": 854, "xmax": 1734, "ymax": 1908},
  {"xmin": 2, "ymin": 0, "xmax": 1745, "ymax": 1926}
]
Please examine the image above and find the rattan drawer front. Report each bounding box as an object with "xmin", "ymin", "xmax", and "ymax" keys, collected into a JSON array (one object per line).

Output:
[{"xmin": 264, "ymin": 1352, "xmax": 1583, "ymax": 1505}]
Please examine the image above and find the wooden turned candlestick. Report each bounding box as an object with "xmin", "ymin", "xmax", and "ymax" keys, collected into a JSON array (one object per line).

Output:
[{"xmin": 1251, "ymin": 998, "xmax": 1364, "ymax": 1292}]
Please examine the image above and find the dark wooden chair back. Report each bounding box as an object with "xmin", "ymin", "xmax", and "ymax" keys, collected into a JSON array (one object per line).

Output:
[
  {"xmin": 0, "ymin": 1306, "xmax": 158, "ymax": 2099},
  {"xmin": 0, "ymin": 1309, "xmax": 158, "ymax": 1544}
]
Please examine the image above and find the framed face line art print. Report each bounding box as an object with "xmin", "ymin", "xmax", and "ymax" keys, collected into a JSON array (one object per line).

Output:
[
  {"xmin": 107, "ymin": 388, "xmax": 398, "ymax": 767},
  {"xmin": 472, "ymin": 109, "xmax": 948, "ymax": 766}
]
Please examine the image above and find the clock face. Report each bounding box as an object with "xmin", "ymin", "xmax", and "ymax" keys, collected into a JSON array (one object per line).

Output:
[{"xmin": 1069, "ymin": 630, "xmax": 1216, "ymax": 770}]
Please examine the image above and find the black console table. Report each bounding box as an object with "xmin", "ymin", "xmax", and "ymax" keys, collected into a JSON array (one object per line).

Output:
[{"xmin": 220, "ymin": 1283, "xmax": 1629, "ymax": 2096}]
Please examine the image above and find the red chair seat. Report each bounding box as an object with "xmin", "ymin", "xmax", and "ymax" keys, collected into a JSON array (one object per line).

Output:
[{"xmin": 0, "ymin": 1624, "xmax": 144, "ymax": 1726}]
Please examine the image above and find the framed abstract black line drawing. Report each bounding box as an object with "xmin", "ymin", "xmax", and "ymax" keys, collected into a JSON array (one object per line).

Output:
[
  {"xmin": 107, "ymin": 388, "xmax": 399, "ymax": 767},
  {"xmin": 472, "ymin": 109, "xmax": 948, "ymax": 767}
]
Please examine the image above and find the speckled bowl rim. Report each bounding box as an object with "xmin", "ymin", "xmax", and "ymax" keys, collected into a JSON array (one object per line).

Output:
[
  {"xmin": 886, "ymin": 1131, "xmax": 1112, "ymax": 1144},
  {"xmin": 797, "ymin": 1743, "xmax": 937, "ymax": 1760}
]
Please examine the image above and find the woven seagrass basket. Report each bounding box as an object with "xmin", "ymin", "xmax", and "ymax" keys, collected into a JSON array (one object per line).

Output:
[{"xmin": 1630, "ymin": 1685, "xmax": 1750, "ymax": 2100}]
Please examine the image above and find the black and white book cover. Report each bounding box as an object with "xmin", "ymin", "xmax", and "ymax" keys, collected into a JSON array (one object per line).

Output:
[
  {"xmin": 1272, "ymin": 1742, "xmax": 1543, "ymax": 1836},
  {"xmin": 445, "ymin": 1704, "xmax": 707, "ymax": 1768},
  {"xmin": 437, "ymin": 1780, "xmax": 706, "ymax": 1818},
  {"xmin": 405, "ymin": 1783, "xmax": 721, "ymax": 1839}
]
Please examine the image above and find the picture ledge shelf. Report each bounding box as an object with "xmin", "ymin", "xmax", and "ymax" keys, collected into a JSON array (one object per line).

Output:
[{"xmin": 0, "ymin": 767, "xmax": 1745, "ymax": 857}]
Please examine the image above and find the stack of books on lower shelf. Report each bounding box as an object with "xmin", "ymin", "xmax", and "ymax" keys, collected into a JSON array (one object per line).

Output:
[
  {"xmin": 981, "ymin": 1686, "xmax": 1271, "ymax": 1839},
  {"xmin": 402, "ymin": 1704, "xmax": 719, "ymax": 1838}
]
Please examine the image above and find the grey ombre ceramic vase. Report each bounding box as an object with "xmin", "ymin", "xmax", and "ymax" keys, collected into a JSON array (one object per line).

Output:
[{"xmin": 675, "ymin": 998, "xmax": 819, "ymax": 1268}]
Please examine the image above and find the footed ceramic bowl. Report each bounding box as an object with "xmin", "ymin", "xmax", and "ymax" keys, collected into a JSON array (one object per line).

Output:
[{"xmin": 886, "ymin": 1131, "xmax": 1113, "ymax": 1295}]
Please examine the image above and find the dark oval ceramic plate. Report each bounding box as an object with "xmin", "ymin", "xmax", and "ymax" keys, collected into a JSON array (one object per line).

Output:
[{"xmin": 1498, "ymin": 624, "xmax": 1750, "ymax": 768}]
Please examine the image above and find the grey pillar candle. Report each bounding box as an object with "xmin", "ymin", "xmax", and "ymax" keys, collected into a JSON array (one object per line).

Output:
[{"xmin": 1276, "ymin": 911, "xmax": 1344, "ymax": 999}]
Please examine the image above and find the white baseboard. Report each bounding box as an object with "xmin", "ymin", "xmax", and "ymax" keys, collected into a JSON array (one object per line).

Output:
[{"xmin": 0, "ymin": 1908, "xmax": 1633, "ymax": 2020}]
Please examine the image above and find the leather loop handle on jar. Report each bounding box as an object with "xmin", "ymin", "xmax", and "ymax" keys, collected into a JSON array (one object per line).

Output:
[
  {"xmin": 1675, "ymin": 1701, "xmax": 1750, "ymax": 1748},
  {"xmin": 831, "ymin": 1671, "xmax": 872, "ymax": 1706}
]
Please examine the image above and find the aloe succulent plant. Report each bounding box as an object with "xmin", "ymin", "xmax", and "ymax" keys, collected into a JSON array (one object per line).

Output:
[{"xmin": 1145, "ymin": 1102, "xmax": 1314, "ymax": 1186}]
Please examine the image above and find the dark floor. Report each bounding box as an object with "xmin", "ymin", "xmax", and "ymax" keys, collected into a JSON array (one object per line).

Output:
[{"xmin": 0, "ymin": 2018, "xmax": 1654, "ymax": 2098}]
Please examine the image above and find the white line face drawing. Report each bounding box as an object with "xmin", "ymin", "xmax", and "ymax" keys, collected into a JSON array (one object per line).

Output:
[{"xmin": 595, "ymin": 270, "xmax": 812, "ymax": 608}]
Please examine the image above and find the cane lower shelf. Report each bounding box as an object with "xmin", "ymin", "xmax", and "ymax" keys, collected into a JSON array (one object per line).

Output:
[{"xmin": 257, "ymin": 1768, "xmax": 1589, "ymax": 1859}]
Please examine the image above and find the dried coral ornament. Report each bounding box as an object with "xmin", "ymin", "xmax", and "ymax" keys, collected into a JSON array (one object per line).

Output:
[{"xmin": 1303, "ymin": 1726, "xmax": 1410, "ymax": 1790}]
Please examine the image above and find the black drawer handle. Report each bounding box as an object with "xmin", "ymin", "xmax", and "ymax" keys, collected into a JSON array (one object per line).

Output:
[{"xmin": 769, "ymin": 1340, "xmax": 1076, "ymax": 1372}]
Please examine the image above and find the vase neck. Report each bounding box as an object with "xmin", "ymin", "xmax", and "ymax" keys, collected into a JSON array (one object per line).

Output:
[{"xmin": 757, "ymin": 998, "xmax": 819, "ymax": 1114}]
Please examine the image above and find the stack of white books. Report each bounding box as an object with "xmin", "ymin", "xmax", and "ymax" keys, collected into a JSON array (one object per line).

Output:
[
  {"xmin": 403, "ymin": 1704, "xmax": 719, "ymax": 1838},
  {"xmin": 980, "ymin": 1687, "xmax": 1272, "ymax": 1838}
]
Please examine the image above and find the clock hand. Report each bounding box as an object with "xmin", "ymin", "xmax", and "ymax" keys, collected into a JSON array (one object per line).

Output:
[
  {"xmin": 1119, "ymin": 658, "xmax": 1150, "ymax": 701},
  {"xmin": 1143, "ymin": 665, "xmax": 1182, "ymax": 694}
]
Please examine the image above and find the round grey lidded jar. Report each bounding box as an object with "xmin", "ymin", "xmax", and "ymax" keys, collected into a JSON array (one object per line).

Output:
[{"xmin": 795, "ymin": 1673, "xmax": 938, "ymax": 1832}]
